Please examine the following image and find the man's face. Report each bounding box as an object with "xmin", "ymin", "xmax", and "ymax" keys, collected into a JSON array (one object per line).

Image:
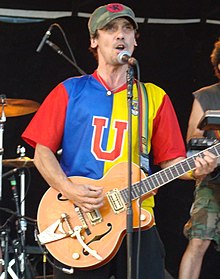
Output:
[{"xmin": 90, "ymin": 18, "xmax": 137, "ymax": 65}]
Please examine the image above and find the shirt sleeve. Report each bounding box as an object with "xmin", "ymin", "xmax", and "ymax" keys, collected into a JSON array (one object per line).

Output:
[
  {"xmin": 22, "ymin": 83, "xmax": 68, "ymax": 153},
  {"xmin": 152, "ymin": 94, "xmax": 186, "ymax": 165}
]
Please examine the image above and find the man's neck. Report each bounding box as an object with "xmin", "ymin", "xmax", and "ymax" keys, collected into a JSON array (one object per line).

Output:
[{"xmin": 96, "ymin": 65, "xmax": 128, "ymax": 89}]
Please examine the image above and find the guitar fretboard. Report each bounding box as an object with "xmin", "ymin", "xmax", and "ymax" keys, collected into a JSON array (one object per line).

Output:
[{"xmin": 120, "ymin": 142, "xmax": 220, "ymax": 203}]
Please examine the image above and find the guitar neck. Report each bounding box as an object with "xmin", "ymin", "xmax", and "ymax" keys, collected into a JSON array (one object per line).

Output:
[{"xmin": 120, "ymin": 142, "xmax": 220, "ymax": 202}]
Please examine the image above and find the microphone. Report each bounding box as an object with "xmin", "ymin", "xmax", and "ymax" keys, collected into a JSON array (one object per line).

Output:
[
  {"xmin": 36, "ymin": 24, "xmax": 54, "ymax": 53},
  {"xmin": 117, "ymin": 51, "xmax": 137, "ymax": 66}
]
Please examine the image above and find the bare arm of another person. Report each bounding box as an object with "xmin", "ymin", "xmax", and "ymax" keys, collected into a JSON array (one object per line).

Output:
[
  {"xmin": 34, "ymin": 143, "xmax": 104, "ymax": 212},
  {"xmin": 186, "ymin": 98, "xmax": 205, "ymax": 142}
]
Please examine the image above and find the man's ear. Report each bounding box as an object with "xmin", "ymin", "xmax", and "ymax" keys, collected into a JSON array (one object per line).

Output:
[
  {"xmin": 218, "ymin": 63, "xmax": 220, "ymax": 71},
  {"xmin": 90, "ymin": 38, "xmax": 98, "ymax": 48},
  {"xmin": 134, "ymin": 39, "xmax": 138, "ymax": 47}
]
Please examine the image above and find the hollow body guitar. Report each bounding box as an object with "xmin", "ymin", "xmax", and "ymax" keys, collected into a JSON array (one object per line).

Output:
[{"xmin": 37, "ymin": 142, "xmax": 220, "ymax": 269}]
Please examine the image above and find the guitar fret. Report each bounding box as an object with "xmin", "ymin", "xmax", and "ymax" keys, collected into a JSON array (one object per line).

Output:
[
  {"xmin": 213, "ymin": 145, "xmax": 220, "ymax": 157},
  {"xmin": 153, "ymin": 174, "xmax": 160, "ymax": 185},
  {"xmin": 120, "ymin": 189, "xmax": 128, "ymax": 203},
  {"xmin": 161, "ymin": 170, "xmax": 169, "ymax": 183},
  {"xmin": 141, "ymin": 180, "xmax": 149, "ymax": 192},
  {"xmin": 139, "ymin": 181, "xmax": 146, "ymax": 195},
  {"xmin": 144, "ymin": 178, "xmax": 154, "ymax": 191},
  {"xmin": 181, "ymin": 162, "xmax": 188, "ymax": 173},
  {"xmin": 186, "ymin": 157, "xmax": 196, "ymax": 169},
  {"xmin": 148, "ymin": 176, "xmax": 157, "ymax": 189},
  {"xmin": 170, "ymin": 165, "xmax": 179, "ymax": 177},
  {"xmin": 152, "ymin": 176, "xmax": 160, "ymax": 187},
  {"xmin": 137, "ymin": 182, "xmax": 145, "ymax": 195},
  {"xmin": 197, "ymin": 152, "xmax": 204, "ymax": 158},
  {"xmin": 132, "ymin": 184, "xmax": 139, "ymax": 198},
  {"xmin": 177, "ymin": 163, "xmax": 185, "ymax": 174},
  {"xmin": 156, "ymin": 173, "xmax": 164, "ymax": 185},
  {"xmin": 124, "ymin": 189, "xmax": 129, "ymax": 201},
  {"xmin": 166, "ymin": 168, "xmax": 174, "ymax": 180},
  {"xmin": 185, "ymin": 159, "xmax": 192, "ymax": 170},
  {"xmin": 134, "ymin": 183, "xmax": 144, "ymax": 197},
  {"xmin": 182, "ymin": 160, "xmax": 193, "ymax": 172}
]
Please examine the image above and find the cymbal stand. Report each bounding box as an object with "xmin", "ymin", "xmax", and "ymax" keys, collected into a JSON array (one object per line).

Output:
[
  {"xmin": 0, "ymin": 94, "xmax": 6, "ymax": 200},
  {"xmin": 17, "ymin": 145, "xmax": 28, "ymax": 278},
  {"xmin": 18, "ymin": 146, "xmax": 27, "ymax": 235}
]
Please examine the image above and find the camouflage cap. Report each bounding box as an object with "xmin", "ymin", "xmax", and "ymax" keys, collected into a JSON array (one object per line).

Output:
[{"xmin": 88, "ymin": 3, "xmax": 138, "ymax": 37}]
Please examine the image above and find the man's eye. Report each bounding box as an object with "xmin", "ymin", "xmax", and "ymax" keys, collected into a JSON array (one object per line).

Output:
[
  {"xmin": 106, "ymin": 25, "xmax": 115, "ymax": 31},
  {"xmin": 125, "ymin": 25, "xmax": 133, "ymax": 30}
]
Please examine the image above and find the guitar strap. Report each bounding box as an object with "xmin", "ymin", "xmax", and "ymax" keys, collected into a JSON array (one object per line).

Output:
[{"xmin": 138, "ymin": 82, "xmax": 150, "ymax": 175}]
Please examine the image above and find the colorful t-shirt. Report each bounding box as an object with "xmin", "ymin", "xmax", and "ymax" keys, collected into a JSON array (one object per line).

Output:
[{"xmin": 22, "ymin": 72, "xmax": 186, "ymax": 213}]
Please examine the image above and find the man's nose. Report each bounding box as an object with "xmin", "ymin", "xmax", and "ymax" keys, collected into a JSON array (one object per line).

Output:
[{"xmin": 116, "ymin": 27, "xmax": 125, "ymax": 39}]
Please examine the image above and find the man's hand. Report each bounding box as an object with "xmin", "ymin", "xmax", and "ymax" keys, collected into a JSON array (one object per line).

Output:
[
  {"xmin": 65, "ymin": 183, "xmax": 104, "ymax": 213},
  {"xmin": 193, "ymin": 150, "xmax": 218, "ymax": 180}
]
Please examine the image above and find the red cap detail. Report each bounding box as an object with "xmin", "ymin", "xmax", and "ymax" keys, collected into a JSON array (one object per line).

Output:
[{"xmin": 106, "ymin": 3, "xmax": 124, "ymax": 13}]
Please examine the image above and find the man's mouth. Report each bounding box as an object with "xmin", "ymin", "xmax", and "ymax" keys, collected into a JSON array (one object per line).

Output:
[{"xmin": 115, "ymin": 44, "xmax": 126, "ymax": 51}]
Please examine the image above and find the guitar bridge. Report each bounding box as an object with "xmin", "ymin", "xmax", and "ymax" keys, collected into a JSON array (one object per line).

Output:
[{"xmin": 106, "ymin": 188, "xmax": 125, "ymax": 214}]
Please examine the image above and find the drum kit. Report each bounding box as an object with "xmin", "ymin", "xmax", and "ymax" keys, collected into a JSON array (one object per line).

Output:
[{"xmin": 0, "ymin": 96, "xmax": 40, "ymax": 279}]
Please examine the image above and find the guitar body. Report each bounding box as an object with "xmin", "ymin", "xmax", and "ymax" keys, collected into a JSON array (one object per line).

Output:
[
  {"xmin": 37, "ymin": 141, "xmax": 220, "ymax": 269},
  {"xmin": 37, "ymin": 162, "xmax": 154, "ymax": 269}
]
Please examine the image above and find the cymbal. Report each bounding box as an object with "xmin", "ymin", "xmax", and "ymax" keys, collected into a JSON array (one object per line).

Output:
[
  {"xmin": 3, "ymin": 157, "xmax": 34, "ymax": 168},
  {"xmin": 0, "ymin": 98, "xmax": 40, "ymax": 117}
]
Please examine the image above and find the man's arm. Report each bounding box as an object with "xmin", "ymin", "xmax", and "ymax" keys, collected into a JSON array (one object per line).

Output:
[{"xmin": 34, "ymin": 143, "xmax": 104, "ymax": 212}]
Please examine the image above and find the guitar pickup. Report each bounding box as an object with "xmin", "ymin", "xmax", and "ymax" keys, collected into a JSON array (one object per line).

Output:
[
  {"xmin": 87, "ymin": 209, "xmax": 102, "ymax": 226},
  {"xmin": 106, "ymin": 188, "xmax": 125, "ymax": 214}
]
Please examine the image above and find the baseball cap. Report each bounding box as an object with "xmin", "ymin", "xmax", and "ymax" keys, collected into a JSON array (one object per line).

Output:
[{"xmin": 88, "ymin": 3, "xmax": 138, "ymax": 37}]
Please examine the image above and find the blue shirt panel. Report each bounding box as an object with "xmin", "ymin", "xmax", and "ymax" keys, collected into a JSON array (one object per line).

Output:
[{"xmin": 60, "ymin": 75, "xmax": 113, "ymax": 179}]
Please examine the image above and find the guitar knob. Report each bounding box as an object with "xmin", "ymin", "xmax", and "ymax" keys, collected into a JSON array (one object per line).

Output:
[
  {"xmin": 140, "ymin": 214, "xmax": 146, "ymax": 221},
  {"xmin": 72, "ymin": 253, "xmax": 80, "ymax": 260}
]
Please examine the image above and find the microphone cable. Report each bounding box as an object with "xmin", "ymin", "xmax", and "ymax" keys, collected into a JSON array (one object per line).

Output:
[{"xmin": 49, "ymin": 23, "xmax": 77, "ymax": 66}]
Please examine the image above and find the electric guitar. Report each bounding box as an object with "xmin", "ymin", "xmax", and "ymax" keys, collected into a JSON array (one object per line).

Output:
[{"xmin": 37, "ymin": 142, "xmax": 220, "ymax": 269}]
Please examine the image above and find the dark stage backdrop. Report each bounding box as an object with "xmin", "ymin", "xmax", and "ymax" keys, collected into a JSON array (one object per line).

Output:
[{"xmin": 0, "ymin": 14, "xmax": 220, "ymax": 279}]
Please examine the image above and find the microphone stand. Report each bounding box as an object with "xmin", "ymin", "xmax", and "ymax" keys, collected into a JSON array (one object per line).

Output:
[
  {"xmin": 126, "ymin": 65, "xmax": 135, "ymax": 279},
  {"xmin": 45, "ymin": 40, "xmax": 86, "ymax": 75}
]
